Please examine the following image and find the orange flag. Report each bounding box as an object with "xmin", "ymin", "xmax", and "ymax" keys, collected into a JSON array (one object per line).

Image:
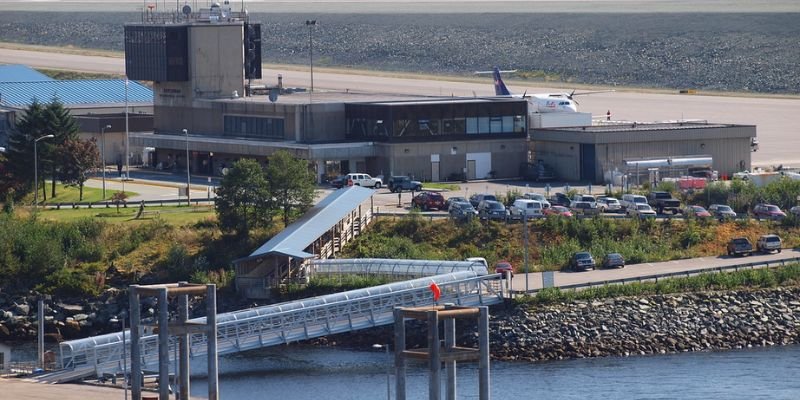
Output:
[{"xmin": 429, "ymin": 282, "xmax": 441, "ymax": 302}]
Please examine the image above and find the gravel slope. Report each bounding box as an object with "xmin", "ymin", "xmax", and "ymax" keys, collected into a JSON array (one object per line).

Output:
[{"xmin": 0, "ymin": 12, "xmax": 797, "ymax": 93}]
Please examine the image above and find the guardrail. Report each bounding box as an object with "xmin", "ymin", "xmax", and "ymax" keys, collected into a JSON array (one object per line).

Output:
[
  {"xmin": 510, "ymin": 255, "xmax": 800, "ymax": 296},
  {"xmin": 42, "ymin": 198, "xmax": 215, "ymax": 209}
]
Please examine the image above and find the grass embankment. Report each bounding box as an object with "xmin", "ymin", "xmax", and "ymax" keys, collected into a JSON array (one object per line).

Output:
[
  {"xmin": 342, "ymin": 215, "xmax": 800, "ymax": 271},
  {"xmin": 522, "ymin": 263, "xmax": 800, "ymax": 305},
  {"xmin": 0, "ymin": 211, "xmax": 271, "ymax": 297}
]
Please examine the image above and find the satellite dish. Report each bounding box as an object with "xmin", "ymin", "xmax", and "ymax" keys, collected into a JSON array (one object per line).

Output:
[
  {"xmin": 268, "ymin": 88, "xmax": 280, "ymax": 103},
  {"xmin": 182, "ymin": 4, "xmax": 192, "ymax": 16}
]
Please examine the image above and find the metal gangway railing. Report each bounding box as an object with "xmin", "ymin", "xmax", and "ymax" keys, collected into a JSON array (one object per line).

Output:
[
  {"xmin": 54, "ymin": 271, "xmax": 504, "ymax": 381},
  {"xmin": 308, "ymin": 258, "xmax": 489, "ymax": 280}
]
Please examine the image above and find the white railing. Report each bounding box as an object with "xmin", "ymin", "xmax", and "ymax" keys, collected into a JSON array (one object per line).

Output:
[{"xmin": 58, "ymin": 272, "xmax": 504, "ymax": 376}]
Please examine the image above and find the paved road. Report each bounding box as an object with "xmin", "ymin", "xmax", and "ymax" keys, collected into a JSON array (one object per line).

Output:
[
  {"xmin": 0, "ymin": 378, "xmax": 202, "ymax": 400},
  {"xmin": 1, "ymin": 48, "xmax": 799, "ymax": 167},
  {"xmin": 510, "ymin": 248, "xmax": 800, "ymax": 293}
]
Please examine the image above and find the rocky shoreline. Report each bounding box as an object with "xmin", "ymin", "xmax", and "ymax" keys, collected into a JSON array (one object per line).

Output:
[
  {"xmin": 3, "ymin": 287, "xmax": 799, "ymax": 363},
  {"xmin": 492, "ymin": 287, "xmax": 800, "ymax": 361}
]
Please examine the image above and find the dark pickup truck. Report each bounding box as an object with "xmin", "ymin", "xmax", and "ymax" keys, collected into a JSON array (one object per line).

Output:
[
  {"xmin": 647, "ymin": 191, "xmax": 682, "ymax": 214},
  {"xmin": 727, "ymin": 237, "xmax": 753, "ymax": 257}
]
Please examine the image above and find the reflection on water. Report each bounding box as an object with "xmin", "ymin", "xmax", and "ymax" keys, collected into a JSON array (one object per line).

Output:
[{"xmin": 190, "ymin": 344, "xmax": 800, "ymax": 400}]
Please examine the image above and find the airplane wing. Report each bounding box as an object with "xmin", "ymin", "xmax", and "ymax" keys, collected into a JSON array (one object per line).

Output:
[
  {"xmin": 474, "ymin": 69, "xmax": 517, "ymax": 75},
  {"xmin": 570, "ymin": 90, "xmax": 616, "ymax": 96}
]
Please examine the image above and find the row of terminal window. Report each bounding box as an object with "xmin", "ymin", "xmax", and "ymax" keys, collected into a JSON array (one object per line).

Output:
[{"xmin": 347, "ymin": 115, "xmax": 525, "ymax": 138}]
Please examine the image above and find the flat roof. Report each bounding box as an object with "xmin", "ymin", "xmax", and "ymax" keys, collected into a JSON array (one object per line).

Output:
[
  {"xmin": 540, "ymin": 121, "xmax": 745, "ymax": 133},
  {"xmin": 211, "ymin": 91, "xmax": 522, "ymax": 106}
]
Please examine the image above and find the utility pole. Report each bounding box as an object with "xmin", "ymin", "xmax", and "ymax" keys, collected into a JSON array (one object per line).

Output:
[
  {"xmin": 184, "ymin": 129, "xmax": 191, "ymax": 206},
  {"xmin": 100, "ymin": 124, "xmax": 111, "ymax": 199}
]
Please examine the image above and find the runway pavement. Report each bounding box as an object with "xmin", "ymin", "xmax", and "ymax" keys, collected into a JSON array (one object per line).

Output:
[{"xmin": 2, "ymin": 47, "xmax": 799, "ymax": 166}]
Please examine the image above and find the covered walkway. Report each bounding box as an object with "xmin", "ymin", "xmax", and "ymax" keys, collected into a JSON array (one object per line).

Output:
[{"xmin": 234, "ymin": 186, "xmax": 375, "ymax": 299}]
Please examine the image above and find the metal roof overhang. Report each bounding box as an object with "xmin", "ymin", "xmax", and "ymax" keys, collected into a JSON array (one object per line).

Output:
[
  {"xmin": 234, "ymin": 186, "xmax": 374, "ymax": 265},
  {"xmin": 130, "ymin": 133, "xmax": 378, "ymax": 159}
]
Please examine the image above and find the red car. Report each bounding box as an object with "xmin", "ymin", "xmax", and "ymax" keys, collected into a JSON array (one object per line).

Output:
[
  {"xmin": 685, "ymin": 205, "xmax": 712, "ymax": 218},
  {"xmin": 412, "ymin": 192, "xmax": 446, "ymax": 211},
  {"xmin": 543, "ymin": 205, "xmax": 573, "ymax": 217},
  {"xmin": 494, "ymin": 261, "xmax": 514, "ymax": 277},
  {"xmin": 752, "ymin": 203, "xmax": 786, "ymax": 221}
]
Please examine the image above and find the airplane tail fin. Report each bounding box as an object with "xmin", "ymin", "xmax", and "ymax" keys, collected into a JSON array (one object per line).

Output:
[{"xmin": 492, "ymin": 66, "xmax": 512, "ymax": 96}]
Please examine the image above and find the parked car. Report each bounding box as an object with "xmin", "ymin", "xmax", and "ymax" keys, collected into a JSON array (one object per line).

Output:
[
  {"xmin": 544, "ymin": 205, "xmax": 573, "ymax": 217},
  {"xmin": 330, "ymin": 175, "xmax": 347, "ymax": 189},
  {"xmin": 522, "ymin": 192, "xmax": 551, "ymax": 209},
  {"xmin": 596, "ymin": 197, "xmax": 623, "ymax": 213},
  {"xmin": 756, "ymin": 234, "xmax": 782, "ymax": 253},
  {"xmin": 494, "ymin": 260, "xmax": 514, "ymax": 277},
  {"xmin": 571, "ymin": 194, "xmax": 596, "ymax": 206},
  {"xmin": 791, "ymin": 206, "xmax": 800, "ymax": 218},
  {"xmin": 445, "ymin": 196, "xmax": 468, "ymax": 210},
  {"xmin": 412, "ymin": 191, "xmax": 446, "ymax": 211},
  {"xmin": 470, "ymin": 193, "xmax": 498, "ymax": 208},
  {"xmin": 621, "ymin": 194, "xmax": 648, "ymax": 210},
  {"xmin": 647, "ymin": 191, "xmax": 682, "ymax": 214},
  {"xmin": 344, "ymin": 173, "xmax": 383, "ymax": 188},
  {"xmin": 752, "ymin": 203, "xmax": 786, "ymax": 220},
  {"xmin": 684, "ymin": 205, "xmax": 712, "ymax": 219},
  {"xmin": 708, "ymin": 204, "xmax": 737, "ymax": 220},
  {"xmin": 550, "ymin": 192, "xmax": 572, "ymax": 207},
  {"xmin": 509, "ymin": 199, "xmax": 544, "ymax": 220},
  {"xmin": 727, "ymin": 237, "xmax": 753, "ymax": 256},
  {"xmin": 601, "ymin": 253, "xmax": 625, "ymax": 269},
  {"xmin": 570, "ymin": 201, "xmax": 602, "ymax": 216},
  {"xmin": 477, "ymin": 200, "xmax": 508, "ymax": 221},
  {"xmin": 627, "ymin": 203, "xmax": 657, "ymax": 218},
  {"xmin": 387, "ymin": 175, "xmax": 422, "ymax": 193},
  {"xmin": 448, "ymin": 201, "xmax": 478, "ymax": 221},
  {"xmin": 569, "ymin": 251, "xmax": 596, "ymax": 272}
]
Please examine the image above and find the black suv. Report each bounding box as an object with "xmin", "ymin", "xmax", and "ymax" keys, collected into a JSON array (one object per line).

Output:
[
  {"xmin": 387, "ymin": 176, "xmax": 422, "ymax": 193},
  {"xmin": 569, "ymin": 252, "xmax": 596, "ymax": 272},
  {"xmin": 550, "ymin": 192, "xmax": 572, "ymax": 207}
]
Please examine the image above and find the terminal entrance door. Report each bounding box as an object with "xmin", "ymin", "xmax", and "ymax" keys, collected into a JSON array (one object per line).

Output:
[
  {"xmin": 431, "ymin": 162, "xmax": 440, "ymax": 182},
  {"xmin": 580, "ymin": 144, "xmax": 596, "ymax": 183},
  {"xmin": 467, "ymin": 160, "xmax": 476, "ymax": 180}
]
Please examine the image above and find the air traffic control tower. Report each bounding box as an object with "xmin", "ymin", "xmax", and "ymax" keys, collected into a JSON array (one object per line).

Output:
[{"xmin": 123, "ymin": 1, "xmax": 261, "ymax": 133}]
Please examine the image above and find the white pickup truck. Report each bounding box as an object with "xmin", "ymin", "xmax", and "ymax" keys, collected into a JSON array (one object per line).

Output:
[{"xmin": 344, "ymin": 173, "xmax": 383, "ymax": 188}]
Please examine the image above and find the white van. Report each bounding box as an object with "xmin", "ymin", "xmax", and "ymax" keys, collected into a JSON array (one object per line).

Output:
[
  {"xmin": 522, "ymin": 192, "xmax": 551, "ymax": 208},
  {"xmin": 509, "ymin": 199, "xmax": 544, "ymax": 220},
  {"xmin": 621, "ymin": 194, "xmax": 648, "ymax": 210}
]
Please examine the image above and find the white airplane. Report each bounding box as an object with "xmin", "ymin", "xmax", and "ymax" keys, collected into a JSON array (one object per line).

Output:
[{"xmin": 475, "ymin": 67, "xmax": 611, "ymax": 113}]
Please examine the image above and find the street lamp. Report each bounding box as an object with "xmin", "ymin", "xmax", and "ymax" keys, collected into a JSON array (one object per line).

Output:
[
  {"xmin": 101, "ymin": 124, "xmax": 111, "ymax": 199},
  {"xmin": 33, "ymin": 134, "xmax": 55, "ymax": 209},
  {"xmin": 110, "ymin": 315, "xmax": 128, "ymax": 400},
  {"xmin": 372, "ymin": 344, "xmax": 391, "ymax": 400},
  {"xmin": 305, "ymin": 19, "xmax": 316, "ymax": 103},
  {"xmin": 183, "ymin": 129, "xmax": 191, "ymax": 206}
]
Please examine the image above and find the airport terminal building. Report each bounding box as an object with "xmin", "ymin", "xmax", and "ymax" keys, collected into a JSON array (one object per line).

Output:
[{"xmin": 124, "ymin": 6, "xmax": 756, "ymax": 184}]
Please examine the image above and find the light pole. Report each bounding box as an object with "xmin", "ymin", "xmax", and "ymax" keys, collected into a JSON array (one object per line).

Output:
[
  {"xmin": 523, "ymin": 209, "xmax": 529, "ymax": 293},
  {"xmin": 305, "ymin": 19, "xmax": 316, "ymax": 103},
  {"xmin": 110, "ymin": 315, "xmax": 128, "ymax": 400},
  {"xmin": 372, "ymin": 344, "xmax": 391, "ymax": 400},
  {"xmin": 183, "ymin": 129, "xmax": 191, "ymax": 206},
  {"xmin": 33, "ymin": 134, "xmax": 55, "ymax": 209},
  {"xmin": 101, "ymin": 124, "xmax": 111, "ymax": 199}
]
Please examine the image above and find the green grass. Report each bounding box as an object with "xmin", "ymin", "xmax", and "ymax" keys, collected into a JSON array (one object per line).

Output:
[
  {"xmin": 25, "ymin": 183, "xmax": 138, "ymax": 204},
  {"xmin": 37, "ymin": 68, "xmax": 123, "ymax": 80},
  {"xmin": 517, "ymin": 263, "xmax": 800, "ymax": 305},
  {"xmin": 35, "ymin": 205, "xmax": 215, "ymax": 225},
  {"xmin": 422, "ymin": 182, "xmax": 461, "ymax": 191}
]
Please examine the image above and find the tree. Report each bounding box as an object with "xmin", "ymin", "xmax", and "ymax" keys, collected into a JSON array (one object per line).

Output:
[
  {"xmin": 3, "ymin": 100, "xmax": 47, "ymax": 199},
  {"xmin": 266, "ymin": 150, "xmax": 317, "ymax": 227},
  {"xmin": 59, "ymin": 138, "xmax": 101, "ymax": 201},
  {"xmin": 214, "ymin": 159, "xmax": 272, "ymax": 236},
  {"xmin": 43, "ymin": 99, "xmax": 80, "ymax": 199}
]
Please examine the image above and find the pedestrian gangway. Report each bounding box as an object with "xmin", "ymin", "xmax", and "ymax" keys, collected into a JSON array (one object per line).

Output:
[
  {"xmin": 308, "ymin": 258, "xmax": 489, "ymax": 280},
  {"xmin": 51, "ymin": 270, "xmax": 505, "ymax": 382}
]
